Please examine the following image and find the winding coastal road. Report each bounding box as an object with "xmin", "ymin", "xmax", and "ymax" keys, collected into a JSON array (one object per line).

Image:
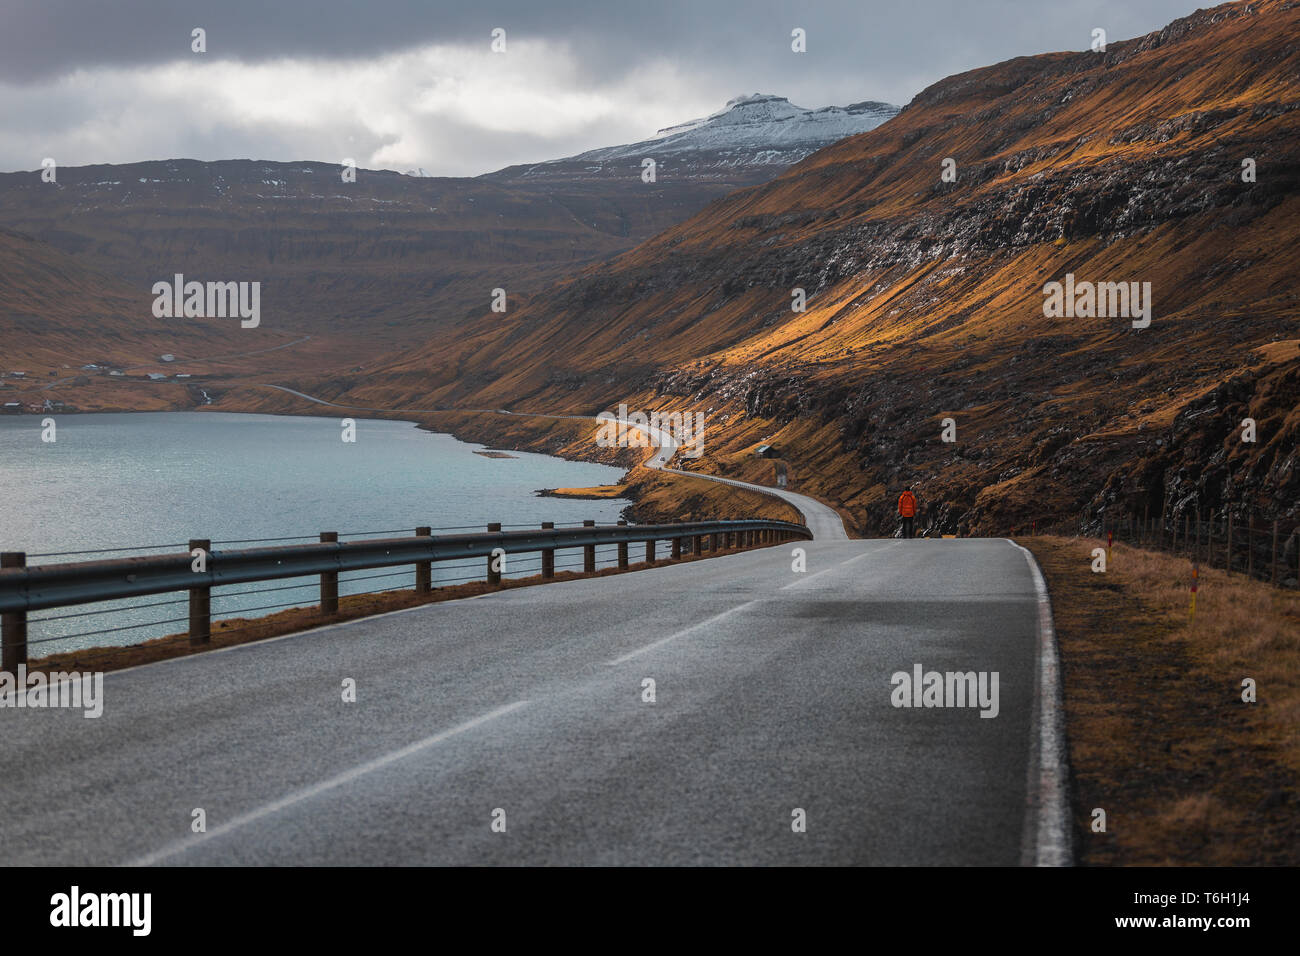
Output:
[
  {"xmin": 0, "ymin": 536, "xmax": 1060, "ymax": 866},
  {"xmin": 0, "ymin": 386, "xmax": 1067, "ymax": 866}
]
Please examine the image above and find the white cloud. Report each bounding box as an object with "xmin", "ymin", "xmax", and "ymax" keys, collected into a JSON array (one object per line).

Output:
[{"xmin": 0, "ymin": 41, "xmax": 721, "ymax": 176}]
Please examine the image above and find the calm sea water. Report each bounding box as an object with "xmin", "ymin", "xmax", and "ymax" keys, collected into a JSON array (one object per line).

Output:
[{"xmin": 0, "ymin": 412, "xmax": 630, "ymax": 654}]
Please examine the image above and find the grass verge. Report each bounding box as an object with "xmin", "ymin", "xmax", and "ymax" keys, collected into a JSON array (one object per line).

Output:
[{"xmin": 1024, "ymin": 535, "xmax": 1299, "ymax": 865}]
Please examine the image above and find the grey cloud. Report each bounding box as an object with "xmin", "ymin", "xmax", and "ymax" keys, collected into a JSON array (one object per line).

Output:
[{"xmin": 0, "ymin": 0, "xmax": 1210, "ymax": 176}]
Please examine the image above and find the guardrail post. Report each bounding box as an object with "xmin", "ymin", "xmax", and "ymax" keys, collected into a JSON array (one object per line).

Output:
[
  {"xmin": 320, "ymin": 532, "xmax": 339, "ymax": 614},
  {"xmin": 693, "ymin": 533, "xmax": 704, "ymax": 556},
  {"xmin": 710, "ymin": 532, "xmax": 720, "ymax": 553},
  {"xmin": 541, "ymin": 522, "xmax": 555, "ymax": 579},
  {"xmin": 188, "ymin": 538, "xmax": 211, "ymax": 646},
  {"xmin": 1, "ymin": 552, "xmax": 27, "ymax": 672},
  {"xmin": 415, "ymin": 527, "xmax": 432, "ymax": 594},
  {"xmin": 488, "ymin": 523, "xmax": 502, "ymax": 585},
  {"xmin": 645, "ymin": 538, "xmax": 655, "ymax": 563},
  {"xmin": 617, "ymin": 521, "xmax": 629, "ymax": 569},
  {"xmin": 672, "ymin": 536, "xmax": 682, "ymax": 560},
  {"xmin": 583, "ymin": 520, "xmax": 596, "ymax": 573}
]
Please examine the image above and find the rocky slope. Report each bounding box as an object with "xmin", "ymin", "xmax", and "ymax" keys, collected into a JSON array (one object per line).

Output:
[{"xmin": 319, "ymin": 0, "xmax": 1299, "ymax": 538}]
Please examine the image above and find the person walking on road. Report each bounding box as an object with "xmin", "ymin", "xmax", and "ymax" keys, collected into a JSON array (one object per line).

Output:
[{"xmin": 897, "ymin": 489, "xmax": 917, "ymax": 539}]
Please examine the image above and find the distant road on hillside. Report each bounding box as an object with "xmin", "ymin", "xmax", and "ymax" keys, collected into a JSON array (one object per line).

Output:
[{"xmin": 255, "ymin": 384, "xmax": 847, "ymax": 539}]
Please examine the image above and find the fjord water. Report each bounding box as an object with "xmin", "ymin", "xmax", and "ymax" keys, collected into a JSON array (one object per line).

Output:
[{"xmin": 0, "ymin": 412, "xmax": 630, "ymax": 654}]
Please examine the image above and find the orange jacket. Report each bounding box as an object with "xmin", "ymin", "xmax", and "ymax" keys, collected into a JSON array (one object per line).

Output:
[{"xmin": 897, "ymin": 491, "xmax": 917, "ymax": 518}]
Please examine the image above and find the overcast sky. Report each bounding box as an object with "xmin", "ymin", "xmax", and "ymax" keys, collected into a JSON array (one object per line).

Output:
[{"xmin": 1, "ymin": 0, "xmax": 1208, "ymax": 177}]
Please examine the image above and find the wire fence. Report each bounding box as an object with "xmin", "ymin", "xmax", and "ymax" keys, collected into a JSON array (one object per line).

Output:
[{"xmin": 1101, "ymin": 509, "xmax": 1299, "ymax": 589}]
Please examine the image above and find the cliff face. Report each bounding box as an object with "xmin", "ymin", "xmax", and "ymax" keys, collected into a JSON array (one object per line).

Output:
[{"xmin": 335, "ymin": 0, "xmax": 1299, "ymax": 535}]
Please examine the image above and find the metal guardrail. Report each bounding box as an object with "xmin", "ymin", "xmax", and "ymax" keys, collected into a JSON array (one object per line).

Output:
[{"xmin": 0, "ymin": 518, "xmax": 811, "ymax": 668}]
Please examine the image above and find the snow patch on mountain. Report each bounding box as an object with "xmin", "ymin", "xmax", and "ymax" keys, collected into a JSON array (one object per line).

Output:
[{"xmin": 571, "ymin": 94, "xmax": 898, "ymax": 164}]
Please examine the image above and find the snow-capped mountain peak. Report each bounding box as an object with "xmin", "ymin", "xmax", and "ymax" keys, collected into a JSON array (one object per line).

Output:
[{"xmin": 563, "ymin": 93, "xmax": 899, "ymax": 168}]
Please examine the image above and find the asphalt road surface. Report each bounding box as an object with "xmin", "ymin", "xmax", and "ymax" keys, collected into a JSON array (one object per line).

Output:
[{"xmin": 0, "ymin": 537, "xmax": 1050, "ymax": 865}]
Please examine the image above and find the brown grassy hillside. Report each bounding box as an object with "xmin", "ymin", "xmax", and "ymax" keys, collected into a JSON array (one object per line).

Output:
[{"xmin": 314, "ymin": 0, "xmax": 1299, "ymax": 535}]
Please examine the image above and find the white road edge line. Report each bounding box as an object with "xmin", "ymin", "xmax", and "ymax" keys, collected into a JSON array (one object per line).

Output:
[
  {"xmin": 1009, "ymin": 540, "xmax": 1073, "ymax": 867},
  {"xmin": 124, "ymin": 699, "xmax": 529, "ymax": 867}
]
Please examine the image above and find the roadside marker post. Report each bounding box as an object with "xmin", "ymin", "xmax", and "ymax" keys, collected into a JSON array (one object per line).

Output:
[{"xmin": 1190, "ymin": 562, "xmax": 1198, "ymax": 622}]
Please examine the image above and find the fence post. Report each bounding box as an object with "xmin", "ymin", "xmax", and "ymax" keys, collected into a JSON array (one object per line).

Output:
[
  {"xmin": 645, "ymin": 538, "xmax": 655, "ymax": 563},
  {"xmin": 710, "ymin": 532, "xmax": 720, "ymax": 553},
  {"xmin": 1273, "ymin": 520, "xmax": 1279, "ymax": 586},
  {"xmin": 617, "ymin": 520, "xmax": 629, "ymax": 570},
  {"xmin": 1248, "ymin": 514, "xmax": 1254, "ymax": 578},
  {"xmin": 672, "ymin": 536, "xmax": 682, "ymax": 560},
  {"xmin": 1159, "ymin": 499, "xmax": 1167, "ymax": 548},
  {"xmin": 320, "ymin": 532, "xmax": 339, "ymax": 614},
  {"xmin": 541, "ymin": 522, "xmax": 555, "ymax": 579},
  {"xmin": 583, "ymin": 520, "xmax": 596, "ymax": 573},
  {"xmin": 1226, "ymin": 513, "xmax": 1233, "ymax": 575},
  {"xmin": 415, "ymin": 527, "xmax": 432, "ymax": 594},
  {"xmin": 1, "ymin": 552, "xmax": 28, "ymax": 672},
  {"xmin": 487, "ymin": 523, "xmax": 502, "ymax": 585},
  {"xmin": 188, "ymin": 538, "xmax": 211, "ymax": 646}
]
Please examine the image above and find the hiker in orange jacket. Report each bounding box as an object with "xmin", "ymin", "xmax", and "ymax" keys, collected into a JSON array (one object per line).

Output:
[{"xmin": 897, "ymin": 489, "xmax": 917, "ymax": 539}]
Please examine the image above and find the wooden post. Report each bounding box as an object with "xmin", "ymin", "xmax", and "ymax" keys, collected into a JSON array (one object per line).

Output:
[
  {"xmin": 1, "ymin": 552, "xmax": 28, "ymax": 671},
  {"xmin": 1272, "ymin": 520, "xmax": 1280, "ymax": 586},
  {"xmin": 694, "ymin": 534, "xmax": 704, "ymax": 556},
  {"xmin": 645, "ymin": 539, "xmax": 655, "ymax": 563},
  {"xmin": 710, "ymin": 532, "xmax": 720, "ymax": 553},
  {"xmin": 1159, "ymin": 499, "xmax": 1166, "ymax": 548},
  {"xmin": 1143, "ymin": 503, "xmax": 1150, "ymax": 547},
  {"xmin": 617, "ymin": 520, "xmax": 629, "ymax": 570},
  {"xmin": 188, "ymin": 538, "xmax": 211, "ymax": 646},
  {"xmin": 487, "ymin": 523, "xmax": 502, "ymax": 585},
  {"xmin": 1226, "ymin": 513, "xmax": 1234, "ymax": 575},
  {"xmin": 415, "ymin": 527, "xmax": 432, "ymax": 594},
  {"xmin": 583, "ymin": 520, "xmax": 596, "ymax": 573},
  {"xmin": 320, "ymin": 532, "xmax": 339, "ymax": 614},
  {"xmin": 541, "ymin": 522, "xmax": 555, "ymax": 579},
  {"xmin": 1248, "ymin": 514, "xmax": 1254, "ymax": 578},
  {"xmin": 671, "ymin": 536, "xmax": 682, "ymax": 560}
]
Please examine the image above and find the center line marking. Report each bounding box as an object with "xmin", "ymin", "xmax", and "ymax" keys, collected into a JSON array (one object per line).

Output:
[{"xmin": 126, "ymin": 699, "xmax": 529, "ymax": 866}]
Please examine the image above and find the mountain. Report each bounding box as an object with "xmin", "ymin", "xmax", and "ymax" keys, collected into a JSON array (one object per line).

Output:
[
  {"xmin": 487, "ymin": 94, "xmax": 898, "ymax": 183},
  {"xmin": 324, "ymin": 0, "xmax": 1300, "ymax": 536},
  {"xmin": 0, "ymin": 94, "xmax": 897, "ymax": 381},
  {"xmin": 0, "ymin": 226, "xmax": 301, "ymax": 411}
]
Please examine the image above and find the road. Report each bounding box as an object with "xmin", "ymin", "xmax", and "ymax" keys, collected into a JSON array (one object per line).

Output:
[{"xmin": 0, "ymin": 537, "xmax": 1060, "ymax": 865}]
